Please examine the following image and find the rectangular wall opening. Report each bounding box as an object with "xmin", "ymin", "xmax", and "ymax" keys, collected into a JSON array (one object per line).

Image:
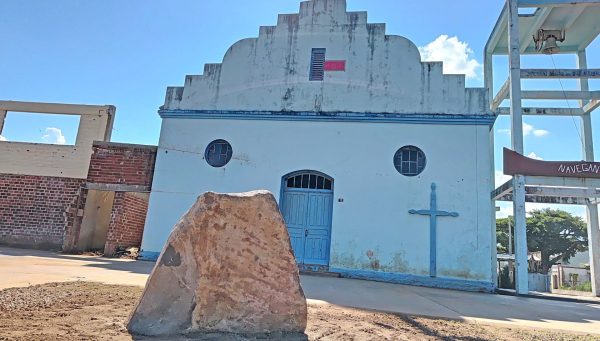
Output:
[{"xmin": 1, "ymin": 111, "xmax": 80, "ymax": 145}]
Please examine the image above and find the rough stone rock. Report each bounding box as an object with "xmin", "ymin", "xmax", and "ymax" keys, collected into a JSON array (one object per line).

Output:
[{"xmin": 127, "ymin": 190, "xmax": 307, "ymax": 336}]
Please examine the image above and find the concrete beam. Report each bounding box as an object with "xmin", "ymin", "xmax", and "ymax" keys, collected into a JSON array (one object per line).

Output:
[
  {"xmin": 0, "ymin": 101, "xmax": 116, "ymax": 179},
  {"xmin": 520, "ymin": 69, "xmax": 600, "ymax": 79},
  {"xmin": 519, "ymin": 8, "xmax": 552, "ymax": 53},
  {"xmin": 497, "ymin": 107, "xmax": 585, "ymax": 116},
  {"xmin": 564, "ymin": 6, "xmax": 586, "ymax": 31},
  {"xmin": 492, "ymin": 78, "xmax": 510, "ymax": 110},
  {"xmin": 485, "ymin": 4, "xmax": 508, "ymax": 54},
  {"xmin": 85, "ymin": 183, "xmax": 151, "ymax": 193},
  {"xmin": 524, "ymin": 176, "xmax": 600, "ymax": 188},
  {"xmin": 498, "ymin": 194, "xmax": 591, "ymax": 205},
  {"xmin": 495, "ymin": 185, "xmax": 598, "ymax": 204},
  {"xmin": 0, "ymin": 100, "xmax": 115, "ymax": 116},
  {"xmin": 521, "ymin": 91, "xmax": 600, "ymax": 100},
  {"xmin": 518, "ymin": 0, "xmax": 600, "ymax": 7},
  {"xmin": 492, "ymin": 179, "xmax": 514, "ymax": 200},
  {"xmin": 583, "ymin": 100, "xmax": 600, "ymax": 114},
  {"xmin": 525, "ymin": 186, "xmax": 600, "ymax": 198}
]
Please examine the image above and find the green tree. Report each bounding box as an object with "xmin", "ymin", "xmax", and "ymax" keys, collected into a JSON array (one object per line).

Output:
[
  {"xmin": 496, "ymin": 217, "xmax": 511, "ymax": 254},
  {"xmin": 496, "ymin": 209, "xmax": 588, "ymax": 274}
]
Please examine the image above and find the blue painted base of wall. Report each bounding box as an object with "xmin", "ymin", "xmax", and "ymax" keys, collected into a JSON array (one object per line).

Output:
[
  {"xmin": 330, "ymin": 267, "xmax": 495, "ymax": 293},
  {"xmin": 135, "ymin": 252, "xmax": 494, "ymax": 292},
  {"xmin": 139, "ymin": 251, "xmax": 160, "ymax": 261}
]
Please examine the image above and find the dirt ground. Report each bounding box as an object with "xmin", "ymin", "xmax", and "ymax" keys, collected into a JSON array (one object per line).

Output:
[{"xmin": 0, "ymin": 282, "xmax": 596, "ymax": 341}]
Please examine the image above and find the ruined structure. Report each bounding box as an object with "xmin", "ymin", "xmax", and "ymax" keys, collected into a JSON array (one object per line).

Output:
[
  {"xmin": 128, "ymin": 191, "xmax": 307, "ymax": 336},
  {"xmin": 0, "ymin": 101, "xmax": 156, "ymax": 255},
  {"xmin": 142, "ymin": 0, "xmax": 497, "ymax": 292}
]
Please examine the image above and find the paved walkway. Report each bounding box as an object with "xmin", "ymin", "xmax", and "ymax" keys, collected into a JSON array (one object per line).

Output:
[{"xmin": 1, "ymin": 246, "xmax": 599, "ymax": 335}]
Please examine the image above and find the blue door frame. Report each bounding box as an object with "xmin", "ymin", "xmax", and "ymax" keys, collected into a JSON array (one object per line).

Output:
[{"xmin": 280, "ymin": 171, "xmax": 334, "ymax": 271}]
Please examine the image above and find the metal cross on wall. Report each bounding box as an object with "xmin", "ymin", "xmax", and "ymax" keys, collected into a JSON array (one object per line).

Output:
[{"xmin": 409, "ymin": 183, "xmax": 459, "ymax": 278}]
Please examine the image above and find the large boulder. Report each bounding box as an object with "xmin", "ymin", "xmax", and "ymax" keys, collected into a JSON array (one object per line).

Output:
[{"xmin": 128, "ymin": 190, "xmax": 307, "ymax": 336}]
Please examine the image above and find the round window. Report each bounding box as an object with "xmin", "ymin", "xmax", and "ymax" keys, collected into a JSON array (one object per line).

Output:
[
  {"xmin": 394, "ymin": 145, "xmax": 426, "ymax": 176},
  {"xmin": 205, "ymin": 139, "xmax": 233, "ymax": 167}
]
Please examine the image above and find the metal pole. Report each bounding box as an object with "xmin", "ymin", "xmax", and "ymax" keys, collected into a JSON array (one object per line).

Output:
[
  {"xmin": 578, "ymin": 49, "xmax": 600, "ymax": 296},
  {"xmin": 508, "ymin": 218, "xmax": 513, "ymax": 255},
  {"xmin": 507, "ymin": 0, "xmax": 528, "ymax": 295}
]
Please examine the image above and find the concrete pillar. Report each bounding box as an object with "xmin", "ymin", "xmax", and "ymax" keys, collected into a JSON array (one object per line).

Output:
[
  {"xmin": 484, "ymin": 52, "xmax": 494, "ymax": 110},
  {"xmin": 507, "ymin": 0, "xmax": 528, "ymax": 295},
  {"xmin": 587, "ymin": 204, "xmax": 600, "ymax": 296},
  {"xmin": 0, "ymin": 110, "xmax": 6, "ymax": 134},
  {"xmin": 507, "ymin": 0, "xmax": 524, "ymax": 155},
  {"xmin": 513, "ymin": 175, "xmax": 528, "ymax": 294},
  {"xmin": 578, "ymin": 50, "xmax": 600, "ymax": 296},
  {"xmin": 490, "ymin": 128, "xmax": 498, "ymax": 287}
]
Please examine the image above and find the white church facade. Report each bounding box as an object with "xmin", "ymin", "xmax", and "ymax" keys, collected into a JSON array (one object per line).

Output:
[{"xmin": 141, "ymin": 0, "xmax": 497, "ymax": 292}]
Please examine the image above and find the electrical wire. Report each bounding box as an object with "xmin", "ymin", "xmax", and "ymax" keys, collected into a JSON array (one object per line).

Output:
[{"xmin": 550, "ymin": 54, "xmax": 584, "ymax": 146}]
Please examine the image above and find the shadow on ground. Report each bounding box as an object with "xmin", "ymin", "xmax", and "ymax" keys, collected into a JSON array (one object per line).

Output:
[
  {"xmin": 0, "ymin": 246, "xmax": 154, "ymax": 275},
  {"xmin": 131, "ymin": 332, "xmax": 309, "ymax": 341}
]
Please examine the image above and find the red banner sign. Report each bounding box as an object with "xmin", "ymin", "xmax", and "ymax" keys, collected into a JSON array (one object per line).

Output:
[
  {"xmin": 503, "ymin": 148, "xmax": 600, "ymax": 179},
  {"xmin": 324, "ymin": 60, "xmax": 346, "ymax": 71}
]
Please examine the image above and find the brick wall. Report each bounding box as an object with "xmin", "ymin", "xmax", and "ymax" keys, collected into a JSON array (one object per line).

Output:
[
  {"xmin": 103, "ymin": 192, "xmax": 149, "ymax": 256},
  {"xmin": 69, "ymin": 141, "xmax": 157, "ymax": 256},
  {"xmin": 87, "ymin": 142, "xmax": 157, "ymax": 186},
  {"xmin": 0, "ymin": 141, "xmax": 157, "ymax": 253},
  {"xmin": 0, "ymin": 174, "xmax": 83, "ymax": 249}
]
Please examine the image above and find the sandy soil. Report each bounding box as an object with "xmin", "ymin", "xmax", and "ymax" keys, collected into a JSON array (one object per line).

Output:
[{"xmin": 0, "ymin": 282, "xmax": 596, "ymax": 341}]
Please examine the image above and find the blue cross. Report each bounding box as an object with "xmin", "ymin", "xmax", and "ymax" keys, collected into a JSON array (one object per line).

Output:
[{"xmin": 409, "ymin": 183, "xmax": 459, "ymax": 278}]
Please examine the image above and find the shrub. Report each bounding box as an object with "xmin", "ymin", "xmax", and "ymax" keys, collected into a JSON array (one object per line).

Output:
[{"xmin": 560, "ymin": 282, "xmax": 592, "ymax": 292}]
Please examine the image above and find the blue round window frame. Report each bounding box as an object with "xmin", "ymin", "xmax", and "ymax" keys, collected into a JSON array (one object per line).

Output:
[
  {"xmin": 394, "ymin": 145, "xmax": 427, "ymax": 177},
  {"xmin": 204, "ymin": 139, "xmax": 233, "ymax": 168}
]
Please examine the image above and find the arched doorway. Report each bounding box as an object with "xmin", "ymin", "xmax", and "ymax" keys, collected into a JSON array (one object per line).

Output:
[{"xmin": 280, "ymin": 170, "xmax": 334, "ymax": 269}]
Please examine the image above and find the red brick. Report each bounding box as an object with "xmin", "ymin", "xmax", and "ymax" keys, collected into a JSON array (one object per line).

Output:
[{"xmin": 0, "ymin": 174, "xmax": 84, "ymax": 249}]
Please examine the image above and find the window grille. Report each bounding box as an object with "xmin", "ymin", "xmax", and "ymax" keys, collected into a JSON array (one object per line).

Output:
[
  {"xmin": 285, "ymin": 172, "xmax": 333, "ymax": 190},
  {"xmin": 394, "ymin": 146, "xmax": 426, "ymax": 176},
  {"xmin": 309, "ymin": 48, "xmax": 326, "ymax": 81},
  {"xmin": 205, "ymin": 139, "xmax": 233, "ymax": 167}
]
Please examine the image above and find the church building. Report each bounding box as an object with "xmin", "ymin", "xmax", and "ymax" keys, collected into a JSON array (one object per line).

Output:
[{"xmin": 141, "ymin": 0, "xmax": 497, "ymax": 292}]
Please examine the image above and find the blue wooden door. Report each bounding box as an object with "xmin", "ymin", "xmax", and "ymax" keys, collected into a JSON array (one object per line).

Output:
[
  {"xmin": 282, "ymin": 191, "xmax": 308, "ymax": 262},
  {"xmin": 303, "ymin": 192, "xmax": 333, "ymax": 265},
  {"xmin": 281, "ymin": 172, "xmax": 333, "ymax": 267}
]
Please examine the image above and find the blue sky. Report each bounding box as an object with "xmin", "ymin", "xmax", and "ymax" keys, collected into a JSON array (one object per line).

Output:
[{"xmin": 1, "ymin": 0, "xmax": 598, "ymax": 218}]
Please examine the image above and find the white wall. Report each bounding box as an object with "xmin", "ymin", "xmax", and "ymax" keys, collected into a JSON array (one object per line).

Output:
[
  {"xmin": 143, "ymin": 118, "xmax": 494, "ymax": 282},
  {"xmin": 0, "ymin": 101, "xmax": 115, "ymax": 179},
  {"xmin": 163, "ymin": 0, "xmax": 487, "ymax": 115}
]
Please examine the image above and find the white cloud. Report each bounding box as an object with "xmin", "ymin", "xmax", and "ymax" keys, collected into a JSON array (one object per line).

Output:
[
  {"xmin": 527, "ymin": 152, "xmax": 543, "ymax": 160},
  {"xmin": 495, "ymin": 170, "xmax": 511, "ymax": 187},
  {"xmin": 523, "ymin": 123, "xmax": 549, "ymax": 137},
  {"xmin": 41, "ymin": 127, "xmax": 66, "ymax": 145},
  {"xmin": 0, "ymin": 135, "xmax": 6, "ymax": 141},
  {"xmin": 532, "ymin": 129, "xmax": 549, "ymax": 137},
  {"xmin": 419, "ymin": 35, "xmax": 481, "ymax": 79},
  {"xmin": 497, "ymin": 123, "xmax": 549, "ymax": 137}
]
